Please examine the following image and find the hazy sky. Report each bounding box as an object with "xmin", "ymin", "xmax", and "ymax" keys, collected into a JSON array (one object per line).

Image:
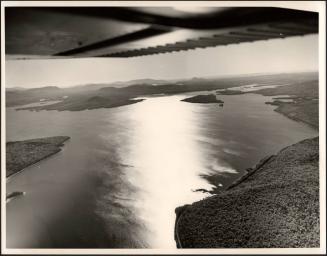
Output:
[{"xmin": 5, "ymin": 34, "xmax": 318, "ymax": 88}]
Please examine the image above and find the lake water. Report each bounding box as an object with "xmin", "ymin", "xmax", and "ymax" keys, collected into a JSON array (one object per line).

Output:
[{"xmin": 6, "ymin": 92, "xmax": 318, "ymax": 248}]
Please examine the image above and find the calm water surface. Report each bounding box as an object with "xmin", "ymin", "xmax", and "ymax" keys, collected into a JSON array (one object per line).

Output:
[{"xmin": 6, "ymin": 92, "xmax": 318, "ymax": 248}]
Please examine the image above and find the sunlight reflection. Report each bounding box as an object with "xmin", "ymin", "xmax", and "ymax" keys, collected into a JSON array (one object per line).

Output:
[{"xmin": 126, "ymin": 95, "xmax": 213, "ymax": 248}]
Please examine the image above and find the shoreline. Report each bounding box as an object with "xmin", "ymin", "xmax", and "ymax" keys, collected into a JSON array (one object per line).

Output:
[
  {"xmin": 274, "ymin": 107, "xmax": 318, "ymax": 130},
  {"xmin": 174, "ymin": 154, "xmax": 276, "ymax": 249},
  {"xmin": 6, "ymin": 147, "xmax": 64, "ymax": 181},
  {"xmin": 175, "ymin": 136, "xmax": 320, "ymax": 248},
  {"xmin": 174, "ymin": 90, "xmax": 319, "ymax": 245},
  {"xmin": 6, "ymin": 136, "xmax": 70, "ymax": 179}
]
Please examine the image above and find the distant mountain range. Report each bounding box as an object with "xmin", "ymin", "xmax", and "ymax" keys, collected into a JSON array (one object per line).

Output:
[
  {"xmin": 6, "ymin": 71, "xmax": 318, "ymax": 111},
  {"xmin": 6, "ymin": 87, "xmax": 27, "ymax": 92},
  {"xmin": 69, "ymin": 78, "xmax": 177, "ymax": 91}
]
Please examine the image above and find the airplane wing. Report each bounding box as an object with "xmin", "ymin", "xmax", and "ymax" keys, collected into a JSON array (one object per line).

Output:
[{"xmin": 5, "ymin": 6, "xmax": 318, "ymax": 59}]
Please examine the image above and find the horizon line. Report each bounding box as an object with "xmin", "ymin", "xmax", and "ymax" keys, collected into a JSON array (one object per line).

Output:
[{"xmin": 6, "ymin": 69, "xmax": 319, "ymax": 89}]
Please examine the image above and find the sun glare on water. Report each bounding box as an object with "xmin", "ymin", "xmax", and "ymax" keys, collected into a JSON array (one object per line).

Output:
[{"xmin": 125, "ymin": 96, "xmax": 213, "ymax": 248}]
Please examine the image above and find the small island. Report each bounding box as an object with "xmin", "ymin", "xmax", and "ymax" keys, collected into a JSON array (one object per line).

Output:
[
  {"xmin": 6, "ymin": 191, "xmax": 25, "ymax": 203},
  {"xmin": 216, "ymin": 89, "xmax": 244, "ymax": 95},
  {"xmin": 6, "ymin": 136, "xmax": 70, "ymax": 177},
  {"xmin": 181, "ymin": 94, "xmax": 224, "ymax": 104}
]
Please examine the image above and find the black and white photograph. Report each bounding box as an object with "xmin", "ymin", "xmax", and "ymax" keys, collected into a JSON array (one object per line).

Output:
[{"xmin": 1, "ymin": 1, "xmax": 326, "ymax": 254}]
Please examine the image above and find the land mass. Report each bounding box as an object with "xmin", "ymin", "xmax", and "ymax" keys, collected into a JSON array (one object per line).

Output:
[
  {"xmin": 6, "ymin": 135, "xmax": 129, "ymax": 248},
  {"xmin": 6, "ymin": 72, "xmax": 320, "ymax": 248},
  {"xmin": 181, "ymin": 94, "xmax": 224, "ymax": 104},
  {"xmin": 218, "ymin": 78, "xmax": 319, "ymax": 129},
  {"xmin": 175, "ymin": 136, "xmax": 319, "ymax": 248},
  {"xmin": 174, "ymin": 73, "xmax": 319, "ymax": 248},
  {"xmin": 6, "ymin": 72, "xmax": 317, "ymax": 111},
  {"xmin": 6, "ymin": 136, "xmax": 70, "ymax": 177},
  {"xmin": 216, "ymin": 89, "xmax": 245, "ymax": 95},
  {"xmin": 16, "ymin": 96, "xmax": 144, "ymax": 112}
]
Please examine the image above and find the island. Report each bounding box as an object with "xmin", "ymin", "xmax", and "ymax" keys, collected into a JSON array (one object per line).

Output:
[
  {"xmin": 16, "ymin": 96, "xmax": 144, "ymax": 112},
  {"xmin": 216, "ymin": 89, "xmax": 244, "ymax": 95},
  {"xmin": 6, "ymin": 191, "xmax": 25, "ymax": 203},
  {"xmin": 181, "ymin": 94, "xmax": 224, "ymax": 104},
  {"xmin": 6, "ymin": 136, "xmax": 70, "ymax": 177},
  {"xmin": 175, "ymin": 136, "xmax": 319, "ymax": 248}
]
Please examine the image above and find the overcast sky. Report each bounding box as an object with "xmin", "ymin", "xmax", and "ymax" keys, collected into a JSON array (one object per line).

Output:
[{"xmin": 5, "ymin": 34, "xmax": 318, "ymax": 88}]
